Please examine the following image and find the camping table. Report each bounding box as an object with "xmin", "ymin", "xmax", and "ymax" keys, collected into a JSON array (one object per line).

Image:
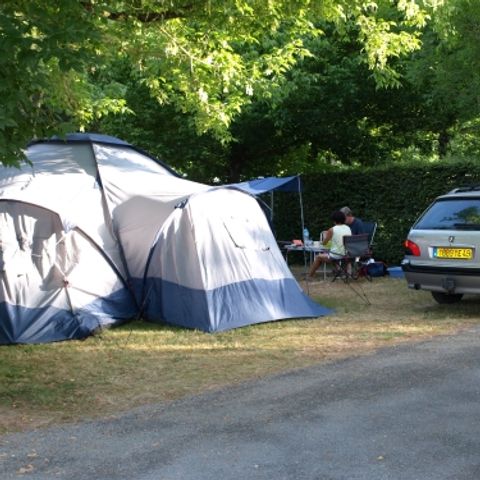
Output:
[{"xmin": 285, "ymin": 244, "xmax": 330, "ymax": 280}]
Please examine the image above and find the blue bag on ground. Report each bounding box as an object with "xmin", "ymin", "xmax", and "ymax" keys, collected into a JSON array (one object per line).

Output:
[{"xmin": 367, "ymin": 262, "xmax": 388, "ymax": 277}]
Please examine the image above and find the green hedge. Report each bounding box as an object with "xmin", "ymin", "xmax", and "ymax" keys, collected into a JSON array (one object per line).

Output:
[{"xmin": 273, "ymin": 160, "xmax": 480, "ymax": 265}]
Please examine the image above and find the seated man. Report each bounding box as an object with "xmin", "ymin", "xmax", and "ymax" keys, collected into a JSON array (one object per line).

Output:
[
  {"xmin": 340, "ymin": 206, "xmax": 364, "ymax": 235},
  {"xmin": 307, "ymin": 210, "xmax": 351, "ymax": 279}
]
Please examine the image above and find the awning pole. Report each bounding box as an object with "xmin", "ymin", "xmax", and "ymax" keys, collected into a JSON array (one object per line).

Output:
[
  {"xmin": 298, "ymin": 175, "xmax": 305, "ymax": 233},
  {"xmin": 297, "ymin": 175, "xmax": 310, "ymax": 281},
  {"xmin": 270, "ymin": 191, "xmax": 274, "ymax": 222}
]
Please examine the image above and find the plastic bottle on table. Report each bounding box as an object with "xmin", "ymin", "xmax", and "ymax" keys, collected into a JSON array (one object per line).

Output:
[{"xmin": 303, "ymin": 227, "xmax": 310, "ymax": 246}]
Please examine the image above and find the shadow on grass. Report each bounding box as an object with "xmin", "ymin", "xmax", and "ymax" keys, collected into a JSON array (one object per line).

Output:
[{"xmin": 112, "ymin": 319, "xmax": 184, "ymax": 334}]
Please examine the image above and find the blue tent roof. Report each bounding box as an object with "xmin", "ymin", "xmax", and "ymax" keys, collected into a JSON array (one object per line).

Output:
[
  {"xmin": 230, "ymin": 175, "xmax": 301, "ymax": 195},
  {"xmin": 29, "ymin": 132, "xmax": 132, "ymax": 147}
]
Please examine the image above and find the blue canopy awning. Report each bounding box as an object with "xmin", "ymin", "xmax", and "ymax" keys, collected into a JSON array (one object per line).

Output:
[
  {"xmin": 227, "ymin": 175, "xmax": 305, "ymax": 236},
  {"xmin": 229, "ymin": 175, "xmax": 301, "ymax": 195}
]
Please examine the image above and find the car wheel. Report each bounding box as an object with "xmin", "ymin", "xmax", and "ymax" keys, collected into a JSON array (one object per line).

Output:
[{"xmin": 431, "ymin": 291, "xmax": 463, "ymax": 304}]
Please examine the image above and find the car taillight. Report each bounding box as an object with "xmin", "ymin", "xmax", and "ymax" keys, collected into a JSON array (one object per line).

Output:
[{"xmin": 404, "ymin": 239, "xmax": 421, "ymax": 256}]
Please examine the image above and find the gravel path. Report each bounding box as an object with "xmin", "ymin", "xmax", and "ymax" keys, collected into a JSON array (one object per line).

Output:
[{"xmin": 2, "ymin": 326, "xmax": 480, "ymax": 479}]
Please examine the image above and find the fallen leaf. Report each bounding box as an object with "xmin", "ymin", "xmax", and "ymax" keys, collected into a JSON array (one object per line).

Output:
[{"xmin": 17, "ymin": 464, "xmax": 34, "ymax": 474}]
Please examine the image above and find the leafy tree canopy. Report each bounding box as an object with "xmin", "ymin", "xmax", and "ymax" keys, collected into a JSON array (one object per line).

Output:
[
  {"xmin": 1, "ymin": 0, "xmax": 432, "ymax": 165},
  {"xmin": 405, "ymin": 0, "xmax": 480, "ymax": 153}
]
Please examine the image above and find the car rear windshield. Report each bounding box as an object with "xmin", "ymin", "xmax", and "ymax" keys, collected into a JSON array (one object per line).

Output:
[{"xmin": 414, "ymin": 198, "xmax": 480, "ymax": 230}]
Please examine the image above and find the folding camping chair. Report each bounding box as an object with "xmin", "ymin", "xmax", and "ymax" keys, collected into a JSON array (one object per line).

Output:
[
  {"xmin": 331, "ymin": 233, "xmax": 372, "ymax": 304},
  {"xmin": 331, "ymin": 234, "xmax": 372, "ymax": 283},
  {"xmin": 362, "ymin": 221, "xmax": 377, "ymax": 248}
]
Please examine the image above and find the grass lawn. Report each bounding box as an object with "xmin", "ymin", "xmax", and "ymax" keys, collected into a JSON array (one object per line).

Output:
[{"xmin": 2, "ymin": 270, "xmax": 480, "ymax": 435}]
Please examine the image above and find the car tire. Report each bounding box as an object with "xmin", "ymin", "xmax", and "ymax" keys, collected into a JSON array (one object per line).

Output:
[{"xmin": 431, "ymin": 291, "xmax": 463, "ymax": 304}]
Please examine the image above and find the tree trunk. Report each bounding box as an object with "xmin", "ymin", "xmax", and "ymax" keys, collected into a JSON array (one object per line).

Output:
[
  {"xmin": 227, "ymin": 144, "xmax": 247, "ymax": 183},
  {"xmin": 438, "ymin": 129, "xmax": 450, "ymax": 157}
]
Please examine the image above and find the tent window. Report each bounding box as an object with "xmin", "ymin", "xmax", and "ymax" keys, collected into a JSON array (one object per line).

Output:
[{"xmin": 223, "ymin": 216, "xmax": 269, "ymax": 251}]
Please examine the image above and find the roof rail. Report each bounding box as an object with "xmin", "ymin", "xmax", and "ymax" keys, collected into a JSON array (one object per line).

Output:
[{"xmin": 449, "ymin": 185, "xmax": 480, "ymax": 194}]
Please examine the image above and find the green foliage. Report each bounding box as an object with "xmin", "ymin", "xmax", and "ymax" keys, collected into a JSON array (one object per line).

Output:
[
  {"xmin": 448, "ymin": 118, "xmax": 480, "ymax": 157},
  {"xmin": 402, "ymin": 0, "xmax": 480, "ymax": 157},
  {"xmin": 95, "ymin": 60, "xmax": 227, "ymax": 182},
  {"xmin": 273, "ymin": 158, "xmax": 480, "ymax": 265},
  {"xmin": 0, "ymin": 1, "xmax": 126, "ymax": 164},
  {"xmin": 102, "ymin": 16, "xmax": 440, "ymax": 183},
  {"xmin": 0, "ymin": 0, "xmax": 431, "ymax": 166}
]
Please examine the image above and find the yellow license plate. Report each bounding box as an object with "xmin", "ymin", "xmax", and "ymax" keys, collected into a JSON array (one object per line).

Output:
[{"xmin": 434, "ymin": 247, "xmax": 473, "ymax": 259}]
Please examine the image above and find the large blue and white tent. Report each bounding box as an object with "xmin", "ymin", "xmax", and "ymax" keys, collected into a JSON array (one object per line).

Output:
[{"xmin": 0, "ymin": 134, "xmax": 330, "ymax": 344}]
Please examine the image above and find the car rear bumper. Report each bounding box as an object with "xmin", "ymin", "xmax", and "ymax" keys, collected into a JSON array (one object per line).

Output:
[{"xmin": 401, "ymin": 261, "xmax": 480, "ymax": 294}]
